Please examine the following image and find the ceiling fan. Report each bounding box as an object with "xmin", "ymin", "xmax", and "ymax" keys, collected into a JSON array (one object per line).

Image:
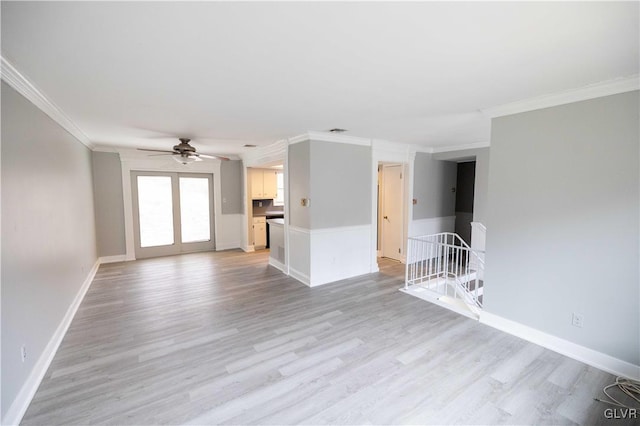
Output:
[{"xmin": 138, "ymin": 138, "xmax": 230, "ymax": 164}]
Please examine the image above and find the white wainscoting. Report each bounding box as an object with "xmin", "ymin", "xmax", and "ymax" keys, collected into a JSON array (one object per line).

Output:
[
  {"xmin": 309, "ymin": 224, "xmax": 372, "ymax": 287},
  {"xmin": 288, "ymin": 226, "xmax": 310, "ymax": 286},
  {"xmin": 409, "ymin": 216, "xmax": 456, "ymax": 237},
  {"xmin": 470, "ymin": 222, "xmax": 486, "ymax": 252},
  {"xmin": 268, "ymin": 257, "xmax": 286, "ymax": 273},
  {"xmin": 215, "ymin": 214, "xmax": 243, "ymax": 251},
  {"xmin": 470, "ymin": 222, "xmax": 486, "ymax": 278}
]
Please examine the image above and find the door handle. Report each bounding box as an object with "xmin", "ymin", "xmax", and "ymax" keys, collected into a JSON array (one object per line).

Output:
[{"xmin": 384, "ymin": 216, "xmax": 389, "ymax": 220}]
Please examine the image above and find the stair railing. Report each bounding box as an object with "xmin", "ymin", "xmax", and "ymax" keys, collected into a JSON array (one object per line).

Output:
[{"xmin": 405, "ymin": 232, "xmax": 484, "ymax": 308}]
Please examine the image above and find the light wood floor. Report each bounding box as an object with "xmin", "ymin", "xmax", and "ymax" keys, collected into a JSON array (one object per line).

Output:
[{"xmin": 22, "ymin": 250, "xmax": 623, "ymax": 425}]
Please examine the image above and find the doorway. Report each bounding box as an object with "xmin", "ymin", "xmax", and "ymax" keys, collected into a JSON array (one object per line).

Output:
[
  {"xmin": 131, "ymin": 171, "xmax": 215, "ymax": 259},
  {"xmin": 454, "ymin": 161, "xmax": 476, "ymax": 245},
  {"xmin": 379, "ymin": 164, "xmax": 404, "ymax": 261}
]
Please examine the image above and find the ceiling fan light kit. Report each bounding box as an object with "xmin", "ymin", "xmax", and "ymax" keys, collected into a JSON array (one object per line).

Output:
[
  {"xmin": 137, "ymin": 137, "xmax": 230, "ymax": 163},
  {"xmin": 173, "ymin": 154, "xmax": 199, "ymax": 165}
]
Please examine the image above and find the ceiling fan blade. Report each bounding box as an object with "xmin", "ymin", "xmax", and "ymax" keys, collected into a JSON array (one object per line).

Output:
[
  {"xmin": 146, "ymin": 153, "xmax": 174, "ymax": 157},
  {"xmin": 138, "ymin": 148, "xmax": 175, "ymax": 153},
  {"xmin": 197, "ymin": 153, "xmax": 231, "ymax": 161}
]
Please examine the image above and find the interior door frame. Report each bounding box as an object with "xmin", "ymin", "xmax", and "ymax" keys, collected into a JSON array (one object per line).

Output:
[
  {"xmin": 370, "ymin": 145, "xmax": 413, "ymax": 272},
  {"xmin": 131, "ymin": 171, "xmax": 215, "ymax": 259},
  {"xmin": 380, "ymin": 163, "xmax": 404, "ymax": 261}
]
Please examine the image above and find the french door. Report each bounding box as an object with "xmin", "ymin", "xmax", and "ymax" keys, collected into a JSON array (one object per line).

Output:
[{"xmin": 131, "ymin": 171, "xmax": 215, "ymax": 259}]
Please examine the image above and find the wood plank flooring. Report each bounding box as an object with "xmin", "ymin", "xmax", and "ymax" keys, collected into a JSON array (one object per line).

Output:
[{"xmin": 22, "ymin": 250, "xmax": 626, "ymax": 425}]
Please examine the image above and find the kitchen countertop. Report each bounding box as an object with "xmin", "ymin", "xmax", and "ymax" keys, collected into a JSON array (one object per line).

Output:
[{"xmin": 253, "ymin": 211, "xmax": 284, "ymax": 218}]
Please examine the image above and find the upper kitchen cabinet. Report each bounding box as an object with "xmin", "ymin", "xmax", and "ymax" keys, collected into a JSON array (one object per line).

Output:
[{"xmin": 250, "ymin": 168, "xmax": 278, "ymax": 199}]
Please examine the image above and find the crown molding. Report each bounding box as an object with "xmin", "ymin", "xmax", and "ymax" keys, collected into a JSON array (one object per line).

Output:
[
  {"xmin": 287, "ymin": 133, "xmax": 311, "ymax": 145},
  {"xmin": 371, "ymin": 138, "xmax": 411, "ymax": 153},
  {"xmin": 289, "ymin": 131, "xmax": 373, "ymax": 147},
  {"xmin": 1, "ymin": 56, "xmax": 94, "ymax": 149},
  {"xmin": 482, "ymin": 74, "xmax": 640, "ymax": 118},
  {"xmin": 239, "ymin": 139, "xmax": 287, "ymax": 167},
  {"xmin": 411, "ymin": 144, "xmax": 434, "ymax": 154},
  {"xmin": 431, "ymin": 141, "xmax": 490, "ymax": 154},
  {"xmin": 91, "ymin": 145, "xmax": 120, "ymax": 153}
]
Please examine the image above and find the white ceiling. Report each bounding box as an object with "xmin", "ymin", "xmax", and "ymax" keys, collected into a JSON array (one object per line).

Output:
[{"xmin": 2, "ymin": 1, "xmax": 638, "ymax": 156}]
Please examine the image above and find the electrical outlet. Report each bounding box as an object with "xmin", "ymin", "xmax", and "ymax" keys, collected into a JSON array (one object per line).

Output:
[
  {"xmin": 258, "ymin": 201, "xmax": 262, "ymax": 207},
  {"xmin": 572, "ymin": 313, "xmax": 584, "ymax": 328},
  {"xmin": 21, "ymin": 345, "xmax": 27, "ymax": 362}
]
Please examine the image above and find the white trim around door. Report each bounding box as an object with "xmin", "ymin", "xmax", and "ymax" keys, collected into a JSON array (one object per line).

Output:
[{"xmin": 131, "ymin": 171, "xmax": 216, "ymax": 259}]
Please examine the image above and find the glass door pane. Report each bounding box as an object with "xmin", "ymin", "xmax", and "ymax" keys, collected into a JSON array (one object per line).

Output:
[
  {"xmin": 179, "ymin": 177, "xmax": 211, "ymax": 243},
  {"xmin": 137, "ymin": 176, "xmax": 174, "ymax": 247}
]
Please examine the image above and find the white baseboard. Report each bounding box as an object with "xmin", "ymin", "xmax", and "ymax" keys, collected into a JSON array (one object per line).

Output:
[
  {"xmin": 400, "ymin": 287, "xmax": 479, "ymax": 320},
  {"xmin": 480, "ymin": 311, "xmax": 640, "ymax": 381},
  {"xmin": 289, "ymin": 267, "xmax": 310, "ymax": 287},
  {"xmin": 242, "ymin": 245, "xmax": 255, "ymax": 253},
  {"xmin": 98, "ymin": 254, "xmax": 127, "ymax": 264},
  {"xmin": 216, "ymin": 241, "xmax": 241, "ymax": 251},
  {"xmin": 268, "ymin": 257, "xmax": 286, "ymax": 273},
  {"xmin": 2, "ymin": 259, "xmax": 100, "ymax": 426}
]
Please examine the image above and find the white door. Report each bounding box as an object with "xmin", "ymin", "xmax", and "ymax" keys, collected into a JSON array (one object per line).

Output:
[
  {"xmin": 381, "ymin": 165, "xmax": 403, "ymax": 261},
  {"xmin": 132, "ymin": 172, "xmax": 215, "ymax": 259}
]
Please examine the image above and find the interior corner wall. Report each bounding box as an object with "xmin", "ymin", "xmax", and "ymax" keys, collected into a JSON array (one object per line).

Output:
[
  {"xmin": 309, "ymin": 141, "xmax": 371, "ymax": 229},
  {"xmin": 286, "ymin": 140, "xmax": 372, "ymax": 286},
  {"xmin": 220, "ymin": 160, "xmax": 244, "ymax": 215},
  {"xmin": 432, "ymin": 147, "xmax": 490, "ymax": 226},
  {"xmin": 472, "ymin": 147, "xmax": 490, "ymax": 224},
  {"xmin": 307, "ymin": 141, "xmax": 372, "ymax": 286},
  {"xmin": 1, "ymin": 82, "xmax": 98, "ymax": 420},
  {"xmin": 288, "ymin": 141, "xmax": 310, "ymax": 229},
  {"xmin": 484, "ymin": 91, "xmax": 640, "ymax": 366},
  {"xmin": 412, "ymin": 152, "xmax": 457, "ymax": 220},
  {"xmin": 411, "ymin": 152, "xmax": 457, "ymax": 236},
  {"xmin": 287, "ymin": 141, "xmax": 311, "ymax": 281},
  {"xmin": 92, "ymin": 152, "xmax": 126, "ymax": 257}
]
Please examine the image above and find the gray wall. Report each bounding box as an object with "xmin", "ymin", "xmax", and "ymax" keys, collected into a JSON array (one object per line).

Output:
[
  {"xmin": 288, "ymin": 141, "xmax": 310, "ymax": 229},
  {"xmin": 92, "ymin": 152, "xmax": 126, "ymax": 257},
  {"xmin": 473, "ymin": 148, "xmax": 490, "ymax": 224},
  {"xmin": 1, "ymin": 83, "xmax": 98, "ymax": 418},
  {"xmin": 433, "ymin": 147, "xmax": 490, "ymax": 224},
  {"xmin": 412, "ymin": 152, "xmax": 457, "ymax": 220},
  {"xmin": 485, "ymin": 91, "xmax": 639, "ymax": 365},
  {"xmin": 220, "ymin": 160, "xmax": 243, "ymax": 214},
  {"xmin": 309, "ymin": 141, "xmax": 371, "ymax": 229}
]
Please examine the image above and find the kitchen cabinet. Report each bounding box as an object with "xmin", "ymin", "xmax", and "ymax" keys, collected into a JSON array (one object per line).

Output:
[
  {"xmin": 250, "ymin": 169, "xmax": 278, "ymax": 199},
  {"xmin": 263, "ymin": 170, "xmax": 278, "ymax": 199},
  {"xmin": 253, "ymin": 216, "xmax": 266, "ymax": 248}
]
